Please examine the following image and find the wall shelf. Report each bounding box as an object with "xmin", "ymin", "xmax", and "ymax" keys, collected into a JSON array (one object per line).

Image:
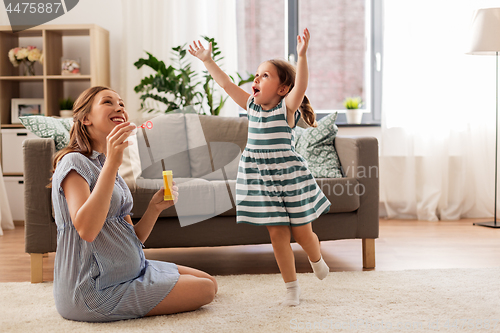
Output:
[
  {"xmin": 0, "ymin": 24, "xmax": 110, "ymax": 127},
  {"xmin": 0, "ymin": 25, "xmax": 110, "ymax": 222},
  {"xmin": 0, "ymin": 76, "xmax": 44, "ymax": 80},
  {"xmin": 45, "ymin": 75, "xmax": 92, "ymax": 80}
]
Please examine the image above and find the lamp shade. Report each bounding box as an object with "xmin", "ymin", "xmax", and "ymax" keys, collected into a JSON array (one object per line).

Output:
[
  {"xmin": 467, "ymin": 9, "xmax": 500, "ymax": 229},
  {"xmin": 468, "ymin": 8, "xmax": 500, "ymax": 55}
]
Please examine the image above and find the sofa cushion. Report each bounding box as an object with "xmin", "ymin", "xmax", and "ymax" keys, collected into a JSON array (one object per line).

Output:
[
  {"xmin": 136, "ymin": 113, "xmax": 191, "ymax": 179},
  {"xmin": 19, "ymin": 116, "xmax": 73, "ymax": 151},
  {"xmin": 211, "ymin": 179, "xmax": 237, "ymax": 215},
  {"xmin": 120, "ymin": 135, "xmax": 142, "ymax": 190},
  {"xmin": 132, "ymin": 177, "xmax": 215, "ymax": 217},
  {"xmin": 316, "ymin": 177, "xmax": 360, "ymax": 213},
  {"xmin": 130, "ymin": 177, "xmax": 360, "ymax": 219},
  {"xmin": 200, "ymin": 142, "xmax": 242, "ymax": 181},
  {"xmin": 295, "ymin": 112, "xmax": 343, "ymax": 178},
  {"xmin": 198, "ymin": 115, "xmax": 249, "ymax": 152},
  {"xmin": 185, "ymin": 114, "xmax": 248, "ymax": 179},
  {"xmin": 212, "ymin": 178, "xmax": 360, "ymax": 216},
  {"xmin": 132, "ymin": 177, "xmax": 237, "ymax": 219},
  {"xmin": 130, "ymin": 177, "xmax": 359, "ymax": 220}
]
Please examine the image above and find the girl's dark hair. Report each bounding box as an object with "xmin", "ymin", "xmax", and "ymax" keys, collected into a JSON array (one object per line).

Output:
[
  {"xmin": 267, "ymin": 59, "xmax": 318, "ymax": 127},
  {"xmin": 52, "ymin": 86, "xmax": 114, "ymax": 171}
]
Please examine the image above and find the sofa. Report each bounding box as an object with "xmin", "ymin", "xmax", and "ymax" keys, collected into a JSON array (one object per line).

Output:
[{"xmin": 23, "ymin": 112, "xmax": 379, "ymax": 283}]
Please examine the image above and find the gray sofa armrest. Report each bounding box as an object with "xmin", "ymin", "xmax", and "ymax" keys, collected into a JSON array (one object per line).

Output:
[
  {"xmin": 23, "ymin": 138, "xmax": 57, "ymax": 254},
  {"xmin": 335, "ymin": 136, "xmax": 379, "ymax": 238}
]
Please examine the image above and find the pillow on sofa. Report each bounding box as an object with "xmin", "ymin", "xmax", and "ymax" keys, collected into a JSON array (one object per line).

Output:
[
  {"xmin": 185, "ymin": 114, "xmax": 248, "ymax": 180},
  {"xmin": 135, "ymin": 113, "xmax": 191, "ymax": 179},
  {"xmin": 19, "ymin": 116, "xmax": 73, "ymax": 151},
  {"xmin": 294, "ymin": 112, "xmax": 343, "ymax": 178},
  {"xmin": 20, "ymin": 115, "xmax": 141, "ymax": 184},
  {"xmin": 120, "ymin": 135, "xmax": 142, "ymax": 188}
]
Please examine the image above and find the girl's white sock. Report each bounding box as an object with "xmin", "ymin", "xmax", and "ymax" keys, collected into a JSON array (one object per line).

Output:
[
  {"xmin": 282, "ymin": 280, "xmax": 300, "ymax": 306},
  {"xmin": 309, "ymin": 255, "xmax": 329, "ymax": 280}
]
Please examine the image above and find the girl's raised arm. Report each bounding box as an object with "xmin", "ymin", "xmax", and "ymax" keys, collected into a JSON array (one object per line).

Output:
[
  {"xmin": 285, "ymin": 28, "xmax": 310, "ymax": 114},
  {"xmin": 189, "ymin": 41, "xmax": 250, "ymax": 110}
]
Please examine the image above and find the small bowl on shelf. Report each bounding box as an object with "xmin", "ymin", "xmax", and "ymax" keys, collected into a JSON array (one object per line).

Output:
[{"xmin": 61, "ymin": 58, "xmax": 81, "ymax": 75}]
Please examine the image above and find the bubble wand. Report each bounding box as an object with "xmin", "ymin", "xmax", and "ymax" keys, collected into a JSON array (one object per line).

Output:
[
  {"xmin": 129, "ymin": 121, "xmax": 153, "ymax": 136},
  {"xmin": 137, "ymin": 121, "xmax": 153, "ymax": 130}
]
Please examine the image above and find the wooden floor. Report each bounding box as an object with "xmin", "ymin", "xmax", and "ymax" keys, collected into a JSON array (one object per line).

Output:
[{"xmin": 1, "ymin": 218, "xmax": 500, "ymax": 283}]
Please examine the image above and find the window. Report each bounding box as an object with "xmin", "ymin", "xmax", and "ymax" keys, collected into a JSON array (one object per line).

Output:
[
  {"xmin": 236, "ymin": 0, "xmax": 382, "ymax": 124},
  {"xmin": 236, "ymin": 1, "xmax": 285, "ymax": 83}
]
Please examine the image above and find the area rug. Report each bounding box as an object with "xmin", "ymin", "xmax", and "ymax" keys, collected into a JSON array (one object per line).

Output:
[{"xmin": 1, "ymin": 268, "xmax": 499, "ymax": 333}]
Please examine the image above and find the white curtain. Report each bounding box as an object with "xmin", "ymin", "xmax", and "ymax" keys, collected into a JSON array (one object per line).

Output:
[
  {"xmin": 381, "ymin": 0, "xmax": 500, "ymax": 220},
  {"xmin": 120, "ymin": 0, "xmax": 239, "ymax": 121}
]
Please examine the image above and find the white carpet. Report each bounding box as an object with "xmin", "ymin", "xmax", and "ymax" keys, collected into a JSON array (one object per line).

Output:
[{"xmin": 1, "ymin": 268, "xmax": 500, "ymax": 333}]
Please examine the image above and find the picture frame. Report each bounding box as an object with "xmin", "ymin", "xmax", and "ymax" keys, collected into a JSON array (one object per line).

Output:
[{"xmin": 11, "ymin": 98, "xmax": 44, "ymax": 124}]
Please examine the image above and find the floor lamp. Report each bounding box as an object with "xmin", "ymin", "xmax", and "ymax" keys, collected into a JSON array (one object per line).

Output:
[{"xmin": 468, "ymin": 8, "xmax": 500, "ymax": 228}]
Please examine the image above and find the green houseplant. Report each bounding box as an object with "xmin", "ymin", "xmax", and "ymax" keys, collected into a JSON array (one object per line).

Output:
[
  {"xmin": 200, "ymin": 36, "xmax": 254, "ymax": 115},
  {"xmin": 343, "ymin": 97, "xmax": 363, "ymax": 124},
  {"xmin": 134, "ymin": 37, "xmax": 254, "ymax": 115},
  {"xmin": 59, "ymin": 97, "xmax": 74, "ymax": 118},
  {"xmin": 134, "ymin": 46, "xmax": 202, "ymax": 113},
  {"xmin": 343, "ymin": 97, "xmax": 362, "ymax": 109}
]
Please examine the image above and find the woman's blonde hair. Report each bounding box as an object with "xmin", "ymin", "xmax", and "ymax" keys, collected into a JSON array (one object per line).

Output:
[
  {"xmin": 267, "ymin": 59, "xmax": 317, "ymax": 127},
  {"xmin": 52, "ymin": 86, "xmax": 114, "ymax": 171}
]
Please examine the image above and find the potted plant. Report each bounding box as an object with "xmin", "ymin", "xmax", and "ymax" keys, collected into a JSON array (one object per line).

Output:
[
  {"xmin": 59, "ymin": 97, "xmax": 74, "ymax": 118},
  {"xmin": 134, "ymin": 46, "xmax": 202, "ymax": 113},
  {"xmin": 134, "ymin": 37, "xmax": 254, "ymax": 115},
  {"xmin": 200, "ymin": 36, "xmax": 254, "ymax": 115},
  {"xmin": 343, "ymin": 97, "xmax": 363, "ymax": 124}
]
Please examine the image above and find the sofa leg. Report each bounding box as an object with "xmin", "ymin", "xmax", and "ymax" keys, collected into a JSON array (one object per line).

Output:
[
  {"xmin": 362, "ymin": 239, "xmax": 375, "ymax": 269},
  {"xmin": 30, "ymin": 253, "xmax": 44, "ymax": 283}
]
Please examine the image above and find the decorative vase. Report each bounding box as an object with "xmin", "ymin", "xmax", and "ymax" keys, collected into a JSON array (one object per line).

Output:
[
  {"xmin": 345, "ymin": 109, "xmax": 363, "ymax": 124},
  {"xmin": 23, "ymin": 61, "xmax": 35, "ymax": 76}
]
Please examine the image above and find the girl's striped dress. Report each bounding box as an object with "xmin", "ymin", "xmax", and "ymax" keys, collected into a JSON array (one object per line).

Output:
[{"xmin": 236, "ymin": 96, "xmax": 331, "ymax": 226}]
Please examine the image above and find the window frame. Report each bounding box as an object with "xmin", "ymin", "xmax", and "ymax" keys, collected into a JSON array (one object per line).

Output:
[{"xmin": 285, "ymin": 0, "xmax": 382, "ymax": 125}]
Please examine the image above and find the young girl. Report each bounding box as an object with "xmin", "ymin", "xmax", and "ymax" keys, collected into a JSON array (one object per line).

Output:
[
  {"xmin": 189, "ymin": 28, "xmax": 331, "ymax": 306},
  {"xmin": 51, "ymin": 86, "xmax": 217, "ymax": 322}
]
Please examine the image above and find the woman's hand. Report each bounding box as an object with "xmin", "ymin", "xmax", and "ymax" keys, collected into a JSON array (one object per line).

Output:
[
  {"xmin": 133, "ymin": 181, "xmax": 179, "ymax": 243},
  {"xmin": 188, "ymin": 40, "xmax": 213, "ymax": 62},
  {"xmin": 296, "ymin": 28, "xmax": 310, "ymax": 57},
  {"xmin": 106, "ymin": 121, "xmax": 135, "ymax": 169},
  {"xmin": 148, "ymin": 181, "xmax": 179, "ymax": 215}
]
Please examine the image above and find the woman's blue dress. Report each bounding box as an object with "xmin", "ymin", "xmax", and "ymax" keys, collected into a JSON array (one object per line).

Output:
[{"xmin": 52, "ymin": 151, "xmax": 179, "ymax": 322}]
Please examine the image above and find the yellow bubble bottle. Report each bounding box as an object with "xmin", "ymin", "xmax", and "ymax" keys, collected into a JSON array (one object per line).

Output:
[{"xmin": 162, "ymin": 170, "xmax": 174, "ymax": 201}]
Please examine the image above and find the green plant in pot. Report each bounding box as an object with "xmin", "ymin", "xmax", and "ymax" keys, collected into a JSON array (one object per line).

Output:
[
  {"xmin": 200, "ymin": 36, "xmax": 254, "ymax": 115},
  {"xmin": 343, "ymin": 96, "xmax": 363, "ymax": 124},
  {"xmin": 134, "ymin": 37, "xmax": 254, "ymax": 115},
  {"xmin": 59, "ymin": 97, "xmax": 74, "ymax": 118},
  {"xmin": 134, "ymin": 46, "xmax": 202, "ymax": 113}
]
